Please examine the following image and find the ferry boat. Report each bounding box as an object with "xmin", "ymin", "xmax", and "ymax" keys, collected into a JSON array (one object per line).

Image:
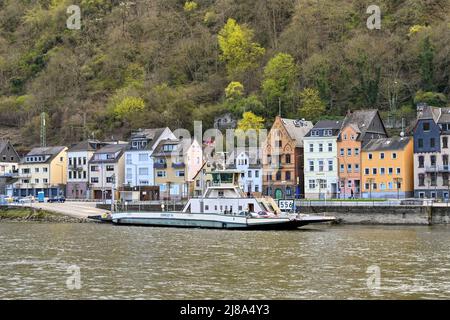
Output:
[{"xmin": 110, "ymin": 171, "xmax": 336, "ymax": 230}]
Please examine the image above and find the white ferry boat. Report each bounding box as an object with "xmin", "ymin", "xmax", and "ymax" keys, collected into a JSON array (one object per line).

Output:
[{"xmin": 110, "ymin": 171, "xmax": 336, "ymax": 230}]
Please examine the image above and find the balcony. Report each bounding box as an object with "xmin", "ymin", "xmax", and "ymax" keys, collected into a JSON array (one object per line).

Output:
[
  {"xmin": 172, "ymin": 162, "xmax": 186, "ymax": 169},
  {"xmin": 425, "ymin": 165, "xmax": 450, "ymax": 173},
  {"xmin": 154, "ymin": 163, "xmax": 167, "ymax": 169},
  {"xmin": 68, "ymin": 164, "xmax": 84, "ymax": 171}
]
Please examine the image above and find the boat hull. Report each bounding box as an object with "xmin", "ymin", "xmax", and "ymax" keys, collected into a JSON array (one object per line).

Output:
[{"xmin": 111, "ymin": 212, "xmax": 335, "ymax": 230}]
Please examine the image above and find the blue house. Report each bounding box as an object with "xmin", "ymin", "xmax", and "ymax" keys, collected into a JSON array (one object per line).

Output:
[{"xmin": 411, "ymin": 104, "xmax": 450, "ymax": 199}]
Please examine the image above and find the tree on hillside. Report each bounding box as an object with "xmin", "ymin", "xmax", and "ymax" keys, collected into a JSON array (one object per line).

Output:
[
  {"xmin": 298, "ymin": 88, "xmax": 326, "ymax": 122},
  {"xmin": 218, "ymin": 18, "xmax": 265, "ymax": 80},
  {"xmin": 262, "ymin": 53, "xmax": 297, "ymax": 116},
  {"xmin": 419, "ymin": 36, "xmax": 435, "ymax": 92},
  {"xmin": 237, "ymin": 111, "xmax": 265, "ymax": 132}
]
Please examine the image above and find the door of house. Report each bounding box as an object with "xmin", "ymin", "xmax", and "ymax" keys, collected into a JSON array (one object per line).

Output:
[{"xmin": 275, "ymin": 189, "xmax": 283, "ymax": 200}]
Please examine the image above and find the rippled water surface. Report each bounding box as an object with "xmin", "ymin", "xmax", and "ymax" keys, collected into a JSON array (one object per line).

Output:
[{"xmin": 1, "ymin": 222, "xmax": 450, "ymax": 299}]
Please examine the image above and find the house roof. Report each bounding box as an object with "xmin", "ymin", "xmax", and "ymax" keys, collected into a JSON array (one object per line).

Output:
[
  {"xmin": 341, "ymin": 109, "xmax": 386, "ymax": 141},
  {"xmin": 438, "ymin": 108, "xmax": 450, "ymax": 124},
  {"xmin": 305, "ymin": 120, "xmax": 343, "ymax": 137},
  {"xmin": 152, "ymin": 139, "xmax": 193, "ymax": 157},
  {"xmin": 127, "ymin": 128, "xmax": 169, "ymax": 151},
  {"xmin": 363, "ymin": 137, "xmax": 411, "ymax": 152},
  {"xmin": 0, "ymin": 140, "xmax": 20, "ymax": 161},
  {"xmin": 279, "ymin": 118, "xmax": 313, "ymax": 147},
  {"xmin": 21, "ymin": 146, "xmax": 66, "ymax": 164},
  {"xmin": 89, "ymin": 143, "xmax": 128, "ymax": 164},
  {"xmin": 68, "ymin": 140, "xmax": 107, "ymax": 152}
]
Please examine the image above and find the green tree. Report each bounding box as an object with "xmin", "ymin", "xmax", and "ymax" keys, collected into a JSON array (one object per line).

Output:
[
  {"xmin": 237, "ymin": 111, "xmax": 265, "ymax": 132},
  {"xmin": 225, "ymin": 81, "xmax": 244, "ymax": 101},
  {"xmin": 218, "ymin": 18, "xmax": 265, "ymax": 79},
  {"xmin": 414, "ymin": 90, "xmax": 447, "ymax": 107},
  {"xmin": 419, "ymin": 36, "xmax": 435, "ymax": 91},
  {"xmin": 113, "ymin": 96, "xmax": 145, "ymax": 121},
  {"xmin": 261, "ymin": 53, "xmax": 297, "ymax": 114},
  {"xmin": 298, "ymin": 88, "xmax": 326, "ymax": 122}
]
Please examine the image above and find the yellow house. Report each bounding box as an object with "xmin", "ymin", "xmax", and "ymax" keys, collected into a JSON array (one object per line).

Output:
[
  {"xmin": 361, "ymin": 137, "xmax": 414, "ymax": 199},
  {"xmin": 153, "ymin": 139, "xmax": 203, "ymax": 200},
  {"xmin": 13, "ymin": 146, "xmax": 68, "ymax": 197}
]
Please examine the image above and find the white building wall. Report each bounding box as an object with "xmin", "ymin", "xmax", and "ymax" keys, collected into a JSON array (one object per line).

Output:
[
  {"xmin": 303, "ymin": 136, "xmax": 339, "ymax": 199},
  {"xmin": 235, "ymin": 152, "xmax": 263, "ymax": 193}
]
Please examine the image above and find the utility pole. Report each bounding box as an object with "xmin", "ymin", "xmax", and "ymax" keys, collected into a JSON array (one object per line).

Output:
[{"xmin": 40, "ymin": 112, "xmax": 47, "ymax": 147}]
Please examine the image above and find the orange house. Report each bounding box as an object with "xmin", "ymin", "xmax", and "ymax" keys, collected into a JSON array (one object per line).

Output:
[{"xmin": 337, "ymin": 110, "xmax": 388, "ymax": 198}]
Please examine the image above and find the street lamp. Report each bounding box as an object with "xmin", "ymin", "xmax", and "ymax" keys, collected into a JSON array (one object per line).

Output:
[
  {"xmin": 367, "ymin": 178, "xmax": 375, "ymax": 199},
  {"xmin": 393, "ymin": 177, "xmax": 403, "ymax": 200}
]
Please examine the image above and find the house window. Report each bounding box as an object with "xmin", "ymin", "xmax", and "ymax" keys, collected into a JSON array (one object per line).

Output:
[
  {"xmin": 126, "ymin": 154, "xmax": 132, "ymax": 164},
  {"xmin": 309, "ymin": 180, "xmax": 316, "ymax": 189},
  {"xmin": 91, "ymin": 177, "xmax": 99, "ymax": 183},
  {"xmin": 318, "ymin": 160, "xmax": 324, "ymax": 172},
  {"xmin": 176, "ymin": 171, "xmax": 185, "ymax": 177},
  {"xmin": 418, "ymin": 156, "xmax": 424, "ymax": 168},
  {"xmin": 319, "ymin": 144, "xmax": 323, "ymax": 152},
  {"xmin": 91, "ymin": 166, "xmax": 99, "ymax": 172},
  {"xmin": 285, "ymin": 171, "xmax": 291, "ymax": 181},
  {"xmin": 380, "ymin": 153, "xmax": 385, "ymax": 160},
  {"xmin": 309, "ymin": 161, "xmax": 314, "ymax": 172},
  {"xmin": 372, "ymin": 168, "xmax": 377, "ymax": 175},
  {"xmin": 319, "ymin": 180, "xmax": 327, "ymax": 189},
  {"xmin": 309, "ymin": 144, "xmax": 314, "ymax": 152},
  {"xmin": 418, "ymin": 139, "xmax": 424, "ymax": 149},
  {"xmin": 285, "ymin": 154, "xmax": 291, "ymax": 164},
  {"xmin": 347, "ymin": 180, "xmax": 352, "ymax": 188},
  {"xmin": 443, "ymin": 173, "xmax": 449, "ymax": 186},
  {"xmin": 380, "ymin": 183, "xmax": 386, "ymax": 190},
  {"xmin": 69, "ymin": 172, "xmax": 72, "ymax": 179},
  {"xmin": 388, "ymin": 168, "xmax": 393, "ymax": 175},
  {"xmin": 43, "ymin": 179, "xmax": 48, "ymax": 183},
  {"xmin": 365, "ymin": 183, "xmax": 370, "ymax": 190},
  {"xmin": 355, "ymin": 164, "xmax": 360, "ymax": 173},
  {"xmin": 418, "ymin": 174, "xmax": 425, "ymax": 187},
  {"xmin": 347, "ymin": 164, "xmax": 352, "ymax": 173},
  {"xmin": 430, "ymin": 155, "xmax": 436, "ymax": 166},
  {"xmin": 443, "ymin": 137, "xmax": 448, "ymax": 149},
  {"xmin": 276, "ymin": 171, "xmax": 282, "ymax": 181},
  {"xmin": 365, "ymin": 168, "xmax": 369, "ymax": 175},
  {"xmin": 35, "ymin": 168, "xmax": 39, "ymax": 173},
  {"xmin": 355, "ymin": 148, "xmax": 360, "ymax": 156},
  {"xmin": 328, "ymin": 143, "xmax": 333, "ymax": 152},
  {"xmin": 248, "ymin": 170, "xmax": 252, "ymax": 178},
  {"xmin": 392, "ymin": 153, "xmax": 397, "ymax": 159},
  {"xmin": 388, "ymin": 182, "xmax": 393, "ymax": 189},
  {"xmin": 396, "ymin": 168, "xmax": 401, "ymax": 174},
  {"xmin": 380, "ymin": 168, "xmax": 385, "ymax": 175},
  {"xmin": 340, "ymin": 164, "xmax": 345, "ymax": 173},
  {"xmin": 430, "ymin": 138, "xmax": 436, "ymax": 148},
  {"xmin": 328, "ymin": 160, "xmax": 333, "ymax": 171},
  {"xmin": 106, "ymin": 177, "xmax": 114, "ymax": 183},
  {"xmin": 139, "ymin": 154, "xmax": 147, "ymax": 162},
  {"xmin": 255, "ymin": 171, "xmax": 259, "ymax": 178},
  {"xmin": 347, "ymin": 149, "xmax": 352, "ymax": 156},
  {"xmin": 340, "ymin": 148, "xmax": 344, "ymax": 156},
  {"xmin": 138, "ymin": 167, "xmax": 149, "ymax": 175},
  {"xmin": 368, "ymin": 153, "xmax": 373, "ymax": 160},
  {"xmin": 423, "ymin": 122, "xmax": 430, "ymax": 131},
  {"xmin": 35, "ymin": 179, "xmax": 39, "ymax": 184},
  {"xmin": 106, "ymin": 165, "xmax": 114, "ymax": 171},
  {"xmin": 255, "ymin": 185, "xmax": 260, "ymax": 193},
  {"xmin": 157, "ymin": 171, "xmax": 166, "ymax": 178}
]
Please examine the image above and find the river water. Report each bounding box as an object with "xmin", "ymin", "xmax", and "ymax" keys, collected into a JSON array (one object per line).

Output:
[{"xmin": 1, "ymin": 222, "xmax": 450, "ymax": 300}]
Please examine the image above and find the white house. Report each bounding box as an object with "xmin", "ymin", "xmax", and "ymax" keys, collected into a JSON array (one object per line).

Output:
[
  {"xmin": 228, "ymin": 150, "xmax": 263, "ymax": 194},
  {"xmin": 124, "ymin": 128, "xmax": 175, "ymax": 188},
  {"xmin": 303, "ymin": 120, "xmax": 342, "ymax": 199}
]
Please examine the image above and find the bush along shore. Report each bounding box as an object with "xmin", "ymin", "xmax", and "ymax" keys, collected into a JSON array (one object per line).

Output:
[{"xmin": 0, "ymin": 207, "xmax": 91, "ymax": 223}]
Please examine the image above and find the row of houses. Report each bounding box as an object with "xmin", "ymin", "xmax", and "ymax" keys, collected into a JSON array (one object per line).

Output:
[{"xmin": 1, "ymin": 104, "xmax": 449, "ymax": 201}]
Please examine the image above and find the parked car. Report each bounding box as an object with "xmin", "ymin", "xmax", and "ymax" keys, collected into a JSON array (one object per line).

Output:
[
  {"xmin": 18, "ymin": 196, "xmax": 35, "ymax": 203},
  {"xmin": 47, "ymin": 196, "xmax": 66, "ymax": 203}
]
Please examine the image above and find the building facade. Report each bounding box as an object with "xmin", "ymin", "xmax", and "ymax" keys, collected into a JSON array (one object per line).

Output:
[
  {"xmin": 303, "ymin": 120, "xmax": 342, "ymax": 199},
  {"xmin": 0, "ymin": 141, "xmax": 21, "ymax": 195},
  {"xmin": 229, "ymin": 151, "xmax": 263, "ymax": 195},
  {"xmin": 263, "ymin": 116, "xmax": 313, "ymax": 199},
  {"xmin": 89, "ymin": 144, "xmax": 128, "ymax": 200},
  {"xmin": 412, "ymin": 105, "xmax": 450, "ymax": 199},
  {"xmin": 153, "ymin": 139, "xmax": 203, "ymax": 200},
  {"xmin": 361, "ymin": 137, "xmax": 414, "ymax": 199},
  {"xmin": 337, "ymin": 110, "xmax": 388, "ymax": 199},
  {"xmin": 13, "ymin": 146, "xmax": 68, "ymax": 197},
  {"xmin": 66, "ymin": 140, "xmax": 108, "ymax": 199},
  {"xmin": 124, "ymin": 128, "xmax": 175, "ymax": 188}
]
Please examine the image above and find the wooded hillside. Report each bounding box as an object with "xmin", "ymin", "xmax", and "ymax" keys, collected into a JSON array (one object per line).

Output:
[{"xmin": 0, "ymin": 0, "xmax": 449, "ymax": 148}]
